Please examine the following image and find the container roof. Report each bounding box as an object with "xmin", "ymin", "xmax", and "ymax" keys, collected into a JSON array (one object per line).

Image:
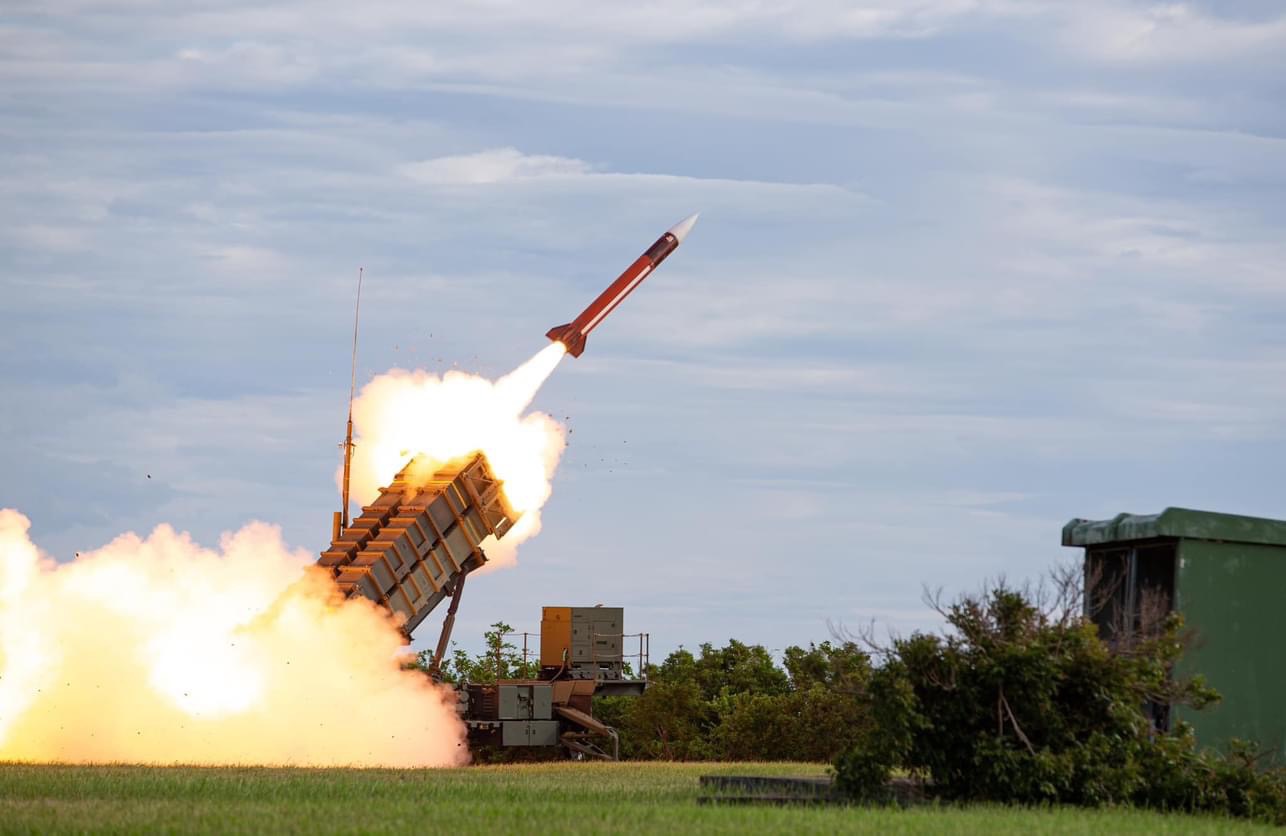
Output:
[{"xmin": 1063, "ymin": 507, "xmax": 1286, "ymax": 548}]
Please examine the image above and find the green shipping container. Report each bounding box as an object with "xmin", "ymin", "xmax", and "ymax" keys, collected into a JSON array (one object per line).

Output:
[{"xmin": 1063, "ymin": 507, "xmax": 1286, "ymax": 759}]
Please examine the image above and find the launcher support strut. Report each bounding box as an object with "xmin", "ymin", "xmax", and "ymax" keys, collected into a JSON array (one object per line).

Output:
[{"xmin": 428, "ymin": 570, "xmax": 468, "ymax": 681}]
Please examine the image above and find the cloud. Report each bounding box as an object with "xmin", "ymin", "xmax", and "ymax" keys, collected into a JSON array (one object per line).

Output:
[
  {"xmin": 400, "ymin": 148, "xmax": 593, "ymax": 185},
  {"xmin": 201, "ymin": 245, "xmax": 291, "ymax": 278},
  {"xmin": 8, "ymin": 224, "xmax": 88, "ymax": 252},
  {"xmin": 1057, "ymin": 3, "xmax": 1286, "ymax": 65},
  {"xmin": 4, "ymin": 0, "xmax": 1285, "ymax": 662},
  {"xmin": 173, "ymin": 41, "xmax": 321, "ymax": 86},
  {"xmin": 7, "ymin": 2, "xmax": 1281, "ymax": 107},
  {"xmin": 399, "ymin": 148, "xmax": 863, "ymax": 200},
  {"xmin": 976, "ymin": 176, "xmax": 1286, "ymax": 292},
  {"xmin": 26, "ymin": 1, "xmax": 993, "ymax": 45}
]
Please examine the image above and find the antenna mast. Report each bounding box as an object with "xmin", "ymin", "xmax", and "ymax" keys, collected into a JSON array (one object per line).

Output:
[{"xmin": 336, "ymin": 266, "xmax": 363, "ymax": 537}]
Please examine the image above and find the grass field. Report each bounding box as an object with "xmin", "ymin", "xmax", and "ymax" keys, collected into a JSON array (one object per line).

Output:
[{"xmin": 0, "ymin": 761, "xmax": 1274, "ymax": 834}]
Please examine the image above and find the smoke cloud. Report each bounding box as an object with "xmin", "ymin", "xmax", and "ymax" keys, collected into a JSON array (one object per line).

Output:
[
  {"xmin": 0, "ymin": 347, "xmax": 570, "ymax": 763},
  {"xmin": 345, "ymin": 343, "xmax": 567, "ymax": 570},
  {"xmin": 0, "ymin": 509, "xmax": 467, "ymax": 766}
]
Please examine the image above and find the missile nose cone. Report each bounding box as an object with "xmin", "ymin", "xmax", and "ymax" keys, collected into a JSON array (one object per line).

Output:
[{"xmin": 668, "ymin": 212, "xmax": 700, "ymax": 245}]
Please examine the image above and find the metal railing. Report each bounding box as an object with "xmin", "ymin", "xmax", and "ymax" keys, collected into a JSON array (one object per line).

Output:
[
  {"xmin": 621, "ymin": 631, "xmax": 649, "ymax": 676},
  {"xmin": 498, "ymin": 630, "xmax": 650, "ymax": 678}
]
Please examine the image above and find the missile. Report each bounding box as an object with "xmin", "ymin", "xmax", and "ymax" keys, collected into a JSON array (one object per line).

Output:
[{"xmin": 546, "ymin": 213, "xmax": 699, "ymax": 357}]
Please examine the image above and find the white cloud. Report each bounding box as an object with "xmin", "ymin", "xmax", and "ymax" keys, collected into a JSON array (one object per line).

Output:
[
  {"xmin": 979, "ymin": 176, "xmax": 1286, "ymax": 292},
  {"xmin": 8, "ymin": 224, "xmax": 88, "ymax": 252},
  {"xmin": 173, "ymin": 41, "xmax": 320, "ymax": 86},
  {"xmin": 1058, "ymin": 3, "xmax": 1286, "ymax": 65},
  {"xmin": 201, "ymin": 245, "xmax": 291, "ymax": 278},
  {"xmin": 400, "ymin": 148, "xmax": 593, "ymax": 185},
  {"xmin": 9, "ymin": 2, "xmax": 1283, "ymax": 103},
  {"xmin": 4, "ymin": 0, "xmax": 1285, "ymax": 662},
  {"xmin": 398, "ymin": 148, "xmax": 864, "ymax": 202},
  {"xmin": 87, "ymin": 1, "xmax": 997, "ymax": 44}
]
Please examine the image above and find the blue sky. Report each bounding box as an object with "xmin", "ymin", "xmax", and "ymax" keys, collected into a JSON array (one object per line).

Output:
[{"xmin": 2, "ymin": 1, "xmax": 1284, "ymax": 659}]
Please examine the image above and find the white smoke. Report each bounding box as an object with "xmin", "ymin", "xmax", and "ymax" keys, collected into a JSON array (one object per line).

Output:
[
  {"xmin": 345, "ymin": 343, "xmax": 567, "ymax": 570},
  {"xmin": 0, "ymin": 509, "xmax": 467, "ymax": 766}
]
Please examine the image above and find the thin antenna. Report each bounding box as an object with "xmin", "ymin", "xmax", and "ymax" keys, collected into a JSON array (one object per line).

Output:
[
  {"xmin": 339, "ymin": 266, "xmax": 363, "ymax": 532},
  {"xmin": 348, "ymin": 266, "xmax": 364, "ymax": 413}
]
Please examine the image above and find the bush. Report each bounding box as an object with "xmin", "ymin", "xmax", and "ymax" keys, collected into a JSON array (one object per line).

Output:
[
  {"xmin": 832, "ymin": 579, "xmax": 1286, "ymax": 825},
  {"xmin": 602, "ymin": 680, "xmax": 716, "ymax": 760},
  {"xmin": 600, "ymin": 639, "xmax": 871, "ymax": 762},
  {"xmin": 714, "ymin": 684, "xmax": 870, "ymax": 762}
]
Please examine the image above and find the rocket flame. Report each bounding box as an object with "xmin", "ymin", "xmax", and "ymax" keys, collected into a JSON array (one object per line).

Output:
[
  {"xmin": 346, "ymin": 343, "xmax": 568, "ymax": 569},
  {"xmin": 0, "ymin": 346, "xmax": 570, "ymax": 764},
  {"xmin": 0, "ymin": 510, "xmax": 466, "ymax": 765}
]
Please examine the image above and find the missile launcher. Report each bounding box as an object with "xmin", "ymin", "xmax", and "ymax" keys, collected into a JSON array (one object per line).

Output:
[
  {"xmin": 318, "ymin": 453, "xmax": 517, "ymax": 638},
  {"xmin": 318, "ymin": 447, "xmax": 646, "ymax": 760}
]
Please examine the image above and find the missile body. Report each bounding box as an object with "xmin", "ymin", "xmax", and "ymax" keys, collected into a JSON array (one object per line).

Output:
[{"xmin": 546, "ymin": 213, "xmax": 698, "ymax": 357}]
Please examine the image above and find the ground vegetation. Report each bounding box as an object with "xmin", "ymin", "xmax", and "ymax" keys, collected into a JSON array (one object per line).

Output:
[{"xmin": 832, "ymin": 572, "xmax": 1286, "ymax": 825}]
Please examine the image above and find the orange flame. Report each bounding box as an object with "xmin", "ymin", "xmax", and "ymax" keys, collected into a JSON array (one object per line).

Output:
[{"xmin": 345, "ymin": 343, "xmax": 568, "ymax": 569}]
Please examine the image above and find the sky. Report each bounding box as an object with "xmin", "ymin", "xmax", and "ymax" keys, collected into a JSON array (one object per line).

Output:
[{"xmin": 2, "ymin": 1, "xmax": 1284, "ymax": 661}]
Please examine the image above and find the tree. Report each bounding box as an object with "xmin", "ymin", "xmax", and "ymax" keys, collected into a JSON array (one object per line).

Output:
[
  {"xmin": 600, "ymin": 638, "xmax": 872, "ymax": 762},
  {"xmin": 708, "ymin": 641, "xmax": 873, "ymax": 761},
  {"xmin": 833, "ymin": 579, "xmax": 1286, "ymax": 825},
  {"xmin": 783, "ymin": 641, "xmax": 870, "ymax": 691},
  {"xmin": 414, "ymin": 621, "xmax": 539, "ymax": 684},
  {"xmin": 689, "ymin": 639, "xmax": 790, "ymax": 700},
  {"xmin": 605, "ymin": 680, "xmax": 716, "ymax": 761}
]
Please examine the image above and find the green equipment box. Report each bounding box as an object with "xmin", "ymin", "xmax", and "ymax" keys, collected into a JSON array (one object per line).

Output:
[{"xmin": 1064, "ymin": 507, "xmax": 1286, "ymax": 759}]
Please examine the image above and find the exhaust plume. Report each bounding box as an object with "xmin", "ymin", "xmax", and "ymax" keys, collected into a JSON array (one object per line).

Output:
[
  {"xmin": 0, "ymin": 510, "xmax": 466, "ymax": 765},
  {"xmin": 0, "ymin": 346, "xmax": 570, "ymax": 764},
  {"xmin": 345, "ymin": 343, "xmax": 568, "ymax": 570}
]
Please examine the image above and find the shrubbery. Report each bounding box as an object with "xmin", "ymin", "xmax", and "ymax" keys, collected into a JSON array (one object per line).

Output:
[
  {"xmin": 832, "ymin": 579, "xmax": 1286, "ymax": 825},
  {"xmin": 597, "ymin": 639, "xmax": 872, "ymax": 762},
  {"xmin": 420, "ymin": 624, "xmax": 872, "ymax": 763},
  {"xmin": 431, "ymin": 579, "xmax": 1286, "ymax": 824}
]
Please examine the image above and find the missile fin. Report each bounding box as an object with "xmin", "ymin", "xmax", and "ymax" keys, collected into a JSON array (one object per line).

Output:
[{"xmin": 546, "ymin": 324, "xmax": 586, "ymax": 358}]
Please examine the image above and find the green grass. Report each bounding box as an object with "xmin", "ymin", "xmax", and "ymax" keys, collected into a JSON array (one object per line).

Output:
[{"xmin": 0, "ymin": 761, "xmax": 1273, "ymax": 834}]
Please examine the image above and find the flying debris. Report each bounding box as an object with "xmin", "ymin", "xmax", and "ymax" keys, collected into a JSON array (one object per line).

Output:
[{"xmin": 546, "ymin": 213, "xmax": 699, "ymax": 357}]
